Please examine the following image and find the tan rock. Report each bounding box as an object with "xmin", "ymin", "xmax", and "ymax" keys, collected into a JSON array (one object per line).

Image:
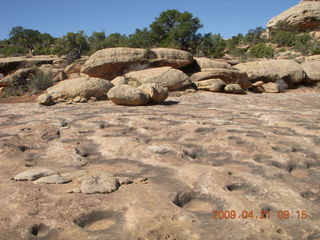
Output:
[
  {"xmin": 301, "ymin": 60, "xmax": 320, "ymax": 82},
  {"xmin": 111, "ymin": 76, "xmax": 128, "ymax": 86},
  {"xmin": 46, "ymin": 77, "xmax": 113, "ymax": 101},
  {"xmin": 107, "ymin": 85, "xmax": 150, "ymax": 106},
  {"xmin": 195, "ymin": 79, "xmax": 226, "ymax": 92},
  {"xmin": 150, "ymin": 48, "xmax": 194, "ymax": 69},
  {"xmin": 267, "ymin": 1, "xmax": 320, "ymax": 31},
  {"xmin": 138, "ymin": 83, "xmax": 168, "ymax": 103},
  {"xmin": 64, "ymin": 63, "xmax": 83, "ymax": 74},
  {"xmin": 37, "ymin": 93, "xmax": 54, "ymax": 106},
  {"xmin": 124, "ymin": 67, "xmax": 192, "ymax": 91},
  {"xmin": 190, "ymin": 68, "xmax": 251, "ymax": 89},
  {"xmin": 81, "ymin": 47, "xmax": 194, "ymax": 80},
  {"xmin": 224, "ymin": 84, "xmax": 245, "ymax": 94},
  {"xmin": 195, "ymin": 57, "xmax": 233, "ymax": 70},
  {"xmin": 235, "ymin": 60, "xmax": 305, "ymax": 84},
  {"xmin": 262, "ymin": 82, "xmax": 280, "ymax": 93}
]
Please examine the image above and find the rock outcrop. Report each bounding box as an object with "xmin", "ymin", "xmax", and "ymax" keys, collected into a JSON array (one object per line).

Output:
[
  {"xmin": 81, "ymin": 47, "xmax": 194, "ymax": 80},
  {"xmin": 138, "ymin": 83, "xmax": 169, "ymax": 103},
  {"xmin": 267, "ymin": 0, "xmax": 320, "ymax": 31}
]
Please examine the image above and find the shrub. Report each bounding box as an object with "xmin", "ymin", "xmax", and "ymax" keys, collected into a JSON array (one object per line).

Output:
[
  {"xmin": 228, "ymin": 48, "xmax": 247, "ymax": 58},
  {"xmin": 310, "ymin": 41, "xmax": 320, "ymax": 55},
  {"xmin": 249, "ymin": 43, "xmax": 274, "ymax": 58},
  {"xmin": 272, "ymin": 30, "xmax": 296, "ymax": 47},
  {"xmin": 28, "ymin": 70, "xmax": 53, "ymax": 93}
]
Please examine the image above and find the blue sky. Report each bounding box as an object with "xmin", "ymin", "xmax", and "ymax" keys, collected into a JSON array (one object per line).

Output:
[{"xmin": 0, "ymin": 0, "xmax": 299, "ymax": 40}]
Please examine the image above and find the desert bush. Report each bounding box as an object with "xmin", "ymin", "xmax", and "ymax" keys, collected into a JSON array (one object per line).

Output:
[
  {"xmin": 310, "ymin": 41, "xmax": 320, "ymax": 55},
  {"xmin": 249, "ymin": 43, "xmax": 274, "ymax": 58},
  {"xmin": 228, "ymin": 48, "xmax": 247, "ymax": 58},
  {"xmin": 272, "ymin": 30, "xmax": 296, "ymax": 47},
  {"xmin": 28, "ymin": 70, "xmax": 53, "ymax": 93}
]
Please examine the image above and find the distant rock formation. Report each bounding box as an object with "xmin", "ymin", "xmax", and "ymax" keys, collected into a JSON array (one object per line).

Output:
[{"xmin": 267, "ymin": 0, "xmax": 320, "ymax": 31}]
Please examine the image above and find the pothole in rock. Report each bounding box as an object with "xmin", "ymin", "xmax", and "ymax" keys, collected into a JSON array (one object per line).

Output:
[
  {"xmin": 172, "ymin": 190, "xmax": 224, "ymax": 214},
  {"xmin": 225, "ymin": 182, "xmax": 251, "ymax": 192},
  {"xmin": 74, "ymin": 211, "xmax": 120, "ymax": 232},
  {"xmin": 29, "ymin": 223, "xmax": 50, "ymax": 238}
]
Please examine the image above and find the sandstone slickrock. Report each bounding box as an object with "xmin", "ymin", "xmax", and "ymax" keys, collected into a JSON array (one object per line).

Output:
[
  {"xmin": 190, "ymin": 68, "xmax": 252, "ymax": 89},
  {"xmin": 138, "ymin": 83, "xmax": 169, "ymax": 103},
  {"xmin": 107, "ymin": 85, "xmax": 150, "ymax": 106},
  {"xmin": 46, "ymin": 77, "xmax": 113, "ymax": 101},
  {"xmin": 34, "ymin": 174, "xmax": 71, "ymax": 184},
  {"xmin": 124, "ymin": 67, "xmax": 192, "ymax": 91},
  {"xmin": 267, "ymin": 0, "xmax": 320, "ymax": 31},
  {"xmin": 224, "ymin": 84, "xmax": 245, "ymax": 94},
  {"xmin": 301, "ymin": 60, "xmax": 320, "ymax": 82},
  {"xmin": 195, "ymin": 57, "xmax": 233, "ymax": 70},
  {"xmin": 14, "ymin": 168, "xmax": 58, "ymax": 181},
  {"xmin": 195, "ymin": 79, "xmax": 226, "ymax": 92},
  {"xmin": 81, "ymin": 47, "xmax": 194, "ymax": 80},
  {"xmin": 235, "ymin": 60, "xmax": 305, "ymax": 84},
  {"xmin": 80, "ymin": 172, "xmax": 120, "ymax": 194}
]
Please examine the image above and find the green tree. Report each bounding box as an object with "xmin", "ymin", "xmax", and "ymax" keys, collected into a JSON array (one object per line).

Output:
[
  {"xmin": 6, "ymin": 26, "xmax": 54, "ymax": 55},
  {"xmin": 244, "ymin": 27, "xmax": 265, "ymax": 45},
  {"xmin": 53, "ymin": 31, "xmax": 89, "ymax": 60},
  {"xmin": 104, "ymin": 33, "xmax": 129, "ymax": 48},
  {"xmin": 128, "ymin": 28, "xmax": 153, "ymax": 48},
  {"xmin": 249, "ymin": 43, "xmax": 274, "ymax": 58},
  {"xmin": 226, "ymin": 34, "xmax": 244, "ymax": 49},
  {"xmin": 149, "ymin": 9, "xmax": 203, "ymax": 52},
  {"xmin": 88, "ymin": 31, "xmax": 107, "ymax": 54},
  {"xmin": 199, "ymin": 33, "xmax": 226, "ymax": 58}
]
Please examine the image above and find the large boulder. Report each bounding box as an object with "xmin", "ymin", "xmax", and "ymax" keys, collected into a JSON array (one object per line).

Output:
[
  {"xmin": 267, "ymin": 1, "xmax": 320, "ymax": 32},
  {"xmin": 81, "ymin": 47, "xmax": 193, "ymax": 80},
  {"xmin": 107, "ymin": 85, "xmax": 150, "ymax": 106},
  {"xmin": 124, "ymin": 67, "xmax": 192, "ymax": 91},
  {"xmin": 190, "ymin": 68, "xmax": 252, "ymax": 89},
  {"xmin": 195, "ymin": 79, "xmax": 226, "ymax": 92},
  {"xmin": 235, "ymin": 60, "xmax": 305, "ymax": 84},
  {"xmin": 300, "ymin": 60, "xmax": 320, "ymax": 82},
  {"xmin": 46, "ymin": 77, "xmax": 113, "ymax": 101},
  {"xmin": 138, "ymin": 83, "xmax": 168, "ymax": 103}
]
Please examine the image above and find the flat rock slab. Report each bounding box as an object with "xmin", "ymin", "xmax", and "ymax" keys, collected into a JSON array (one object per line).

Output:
[{"xmin": 1, "ymin": 88, "xmax": 320, "ymax": 240}]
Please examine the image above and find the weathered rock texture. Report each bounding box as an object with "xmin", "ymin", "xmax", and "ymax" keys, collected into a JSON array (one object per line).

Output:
[
  {"xmin": 301, "ymin": 60, "xmax": 320, "ymax": 82},
  {"xmin": 0, "ymin": 89, "xmax": 319, "ymax": 239},
  {"xmin": 267, "ymin": 0, "xmax": 320, "ymax": 31}
]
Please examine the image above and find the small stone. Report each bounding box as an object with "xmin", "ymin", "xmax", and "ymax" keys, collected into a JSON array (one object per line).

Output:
[
  {"xmin": 73, "ymin": 96, "xmax": 87, "ymax": 103},
  {"xmin": 37, "ymin": 94, "xmax": 54, "ymax": 106},
  {"xmin": 148, "ymin": 145, "xmax": 172, "ymax": 154},
  {"xmin": 224, "ymin": 84, "xmax": 245, "ymax": 94},
  {"xmin": 262, "ymin": 82, "xmax": 280, "ymax": 93},
  {"xmin": 14, "ymin": 168, "xmax": 58, "ymax": 181},
  {"xmin": 134, "ymin": 177, "xmax": 148, "ymax": 184},
  {"xmin": 80, "ymin": 172, "xmax": 119, "ymax": 194},
  {"xmin": 34, "ymin": 174, "xmax": 71, "ymax": 184},
  {"xmin": 252, "ymin": 81, "xmax": 264, "ymax": 87}
]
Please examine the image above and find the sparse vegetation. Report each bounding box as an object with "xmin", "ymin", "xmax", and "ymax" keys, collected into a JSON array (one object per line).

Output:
[
  {"xmin": 249, "ymin": 43, "xmax": 275, "ymax": 58},
  {"xmin": 28, "ymin": 70, "xmax": 54, "ymax": 93}
]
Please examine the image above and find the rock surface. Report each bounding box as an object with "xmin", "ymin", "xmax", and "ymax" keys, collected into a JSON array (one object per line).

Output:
[
  {"xmin": 14, "ymin": 168, "xmax": 58, "ymax": 181},
  {"xmin": 1, "ymin": 86, "xmax": 320, "ymax": 239},
  {"xmin": 46, "ymin": 77, "xmax": 113, "ymax": 101},
  {"xmin": 235, "ymin": 60, "xmax": 305, "ymax": 84},
  {"xmin": 195, "ymin": 57, "xmax": 233, "ymax": 70},
  {"xmin": 267, "ymin": 1, "xmax": 320, "ymax": 31}
]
